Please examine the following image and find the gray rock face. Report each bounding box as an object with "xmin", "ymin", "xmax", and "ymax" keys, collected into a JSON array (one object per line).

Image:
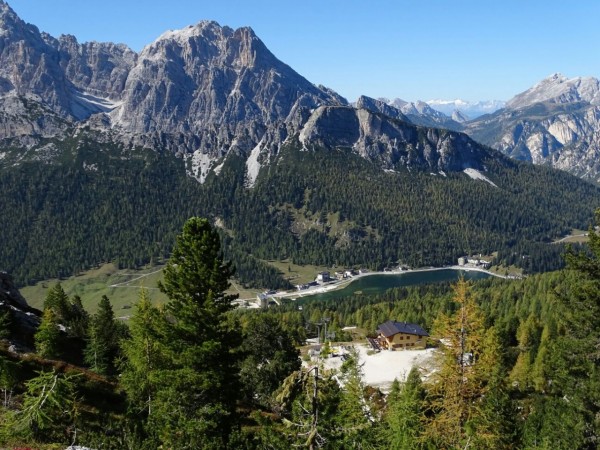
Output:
[
  {"xmin": 52, "ymin": 34, "xmax": 137, "ymax": 100},
  {"xmin": 0, "ymin": 0, "xmax": 135, "ymax": 128},
  {"xmin": 506, "ymin": 73, "xmax": 600, "ymax": 109},
  {"xmin": 299, "ymin": 106, "xmax": 491, "ymax": 172},
  {"xmin": 0, "ymin": 94, "xmax": 68, "ymax": 142},
  {"xmin": 465, "ymin": 74, "xmax": 600, "ymax": 182},
  {"xmin": 110, "ymin": 21, "xmax": 344, "ymax": 157},
  {"xmin": 0, "ymin": 1, "xmax": 72, "ymax": 117},
  {"xmin": 355, "ymin": 95, "xmax": 409, "ymax": 122}
]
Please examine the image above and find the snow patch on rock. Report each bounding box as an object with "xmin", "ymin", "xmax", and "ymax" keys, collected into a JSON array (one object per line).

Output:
[
  {"xmin": 213, "ymin": 158, "xmax": 226, "ymax": 175},
  {"xmin": 245, "ymin": 141, "xmax": 263, "ymax": 188},
  {"xmin": 70, "ymin": 90, "xmax": 122, "ymax": 120},
  {"xmin": 186, "ymin": 151, "xmax": 214, "ymax": 184},
  {"xmin": 83, "ymin": 162, "xmax": 98, "ymax": 172},
  {"xmin": 463, "ymin": 168, "xmax": 498, "ymax": 187}
]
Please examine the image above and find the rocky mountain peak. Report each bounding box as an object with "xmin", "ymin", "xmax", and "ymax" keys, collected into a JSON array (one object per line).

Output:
[
  {"xmin": 355, "ymin": 95, "xmax": 409, "ymax": 122},
  {"xmin": 143, "ymin": 21, "xmax": 266, "ymax": 70},
  {"xmin": 111, "ymin": 20, "xmax": 345, "ymax": 158},
  {"xmin": 0, "ymin": 1, "xmax": 73, "ymax": 116},
  {"xmin": 298, "ymin": 105, "xmax": 490, "ymax": 173},
  {"xmin": 452, "ymin": 109, "xmax": 469, "ymax": 123},
  {"xmin": 507, "ymin": 73, "xmax": 600, "ymax": 109},
  {"xmin": 0, "ymin": 0, "xmax": 22, "ymax": 26}
]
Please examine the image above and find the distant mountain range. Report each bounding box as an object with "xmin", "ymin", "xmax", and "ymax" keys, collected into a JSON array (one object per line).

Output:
[
  {"xmin": 379, "ymin": 98, "xmax": 506, "ymax": 120},
  {"xmin": 375, "ymin": 74, "xmax": 600, "ymax": 183},
  {"xmin": 0, "ymin": 0, "xmax": 599, "ymax": 287}
]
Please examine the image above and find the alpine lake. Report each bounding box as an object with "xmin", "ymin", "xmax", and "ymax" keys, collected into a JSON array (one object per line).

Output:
[{"xmin": 299, "ymin": 268, "xmax": 494, "ymax": 302}]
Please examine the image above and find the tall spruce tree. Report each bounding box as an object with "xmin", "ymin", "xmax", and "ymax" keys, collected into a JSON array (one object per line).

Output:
[
  {"xmin": 384, "ymin": 368, "xmax": 425, "ymax": 450},
  {"xmin": 43, "ymin": 283, "xmax": 72, "ymax": 324},
  {"xmin": 84, "ymin": 295, "xmax": 119, "ymax": 375},
  {"xmin": 150, "ymin": 217, "xmax": 240, "ymax": 449},
  {"xmin": 120, "ymin": 288, "xmax": 167, "ymax": 430},
  {"xmin": 549, "ymin": 209, "xmax": 600, "ymax": 446}
]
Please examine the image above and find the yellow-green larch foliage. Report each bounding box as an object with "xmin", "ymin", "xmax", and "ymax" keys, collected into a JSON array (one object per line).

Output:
[{"xmin": 423, "ymin": 278, "xmax": 504, "ymax": 449}]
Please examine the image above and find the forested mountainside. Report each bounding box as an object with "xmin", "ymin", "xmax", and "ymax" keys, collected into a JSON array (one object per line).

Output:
[
  {"xmin": 1, "ymin": 125, "xmax": 599, "ymax": 288},
  {"xmin": 0, "ymin": 0, "xmax": 599, "ymax": 290}
]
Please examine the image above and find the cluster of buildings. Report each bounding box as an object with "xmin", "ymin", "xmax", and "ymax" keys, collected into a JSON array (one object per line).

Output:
[
  {"xmin": 457, "ymin": 254, "xmax": 491, "ymax": 269},
  {"xmin": 296, "ymin": 269, "xmax": 362, "ymax": 291}
]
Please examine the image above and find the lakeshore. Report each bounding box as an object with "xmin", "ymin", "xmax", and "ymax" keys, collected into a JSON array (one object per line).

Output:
[{"xmin": 269, "ymin": 265, "xmax": 505, "ymax": 302}]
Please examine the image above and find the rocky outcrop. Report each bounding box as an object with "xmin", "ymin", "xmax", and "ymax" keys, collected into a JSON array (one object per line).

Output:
[
  {"xmin": 506, "ymin": 73, "xmax": 600, "ymax": 109},
  {"xmin": 355, "ymin": 95, "xmax": 409, "ymax": 122},
  {"xmin": 0, "ymin": 271, "xmax": 40, "ymax": 349},
  {"xmin": 109, "ymin": 21, "xmax": 345, "ymax": 157},
  {"xmin": 0, "ymin": 94, "xmax": 69, "ymax": 143},
  {"xmin": 465, "ymin": 74, "xmax": 600, "ymax": 182},
  {"xmin": 298, "ymin": 106, "xmax": 492, "ymax": 172},
  {"xmin": 0, "ymin": 1, "xmax": 72, "ymax": 117}
]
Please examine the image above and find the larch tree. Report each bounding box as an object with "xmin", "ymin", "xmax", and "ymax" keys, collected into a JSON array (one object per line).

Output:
[
  {"xmin": 336, "ymin": 348, "xmax": 378, "ymax": 448},
  {"xmin": 423, "ymin": 278, "xmax": 505, "ymax": 449}
]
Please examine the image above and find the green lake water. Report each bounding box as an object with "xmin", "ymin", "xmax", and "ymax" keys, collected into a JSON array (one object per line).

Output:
[{"xmin": 300, "ymin": 269, "xmax": 494, "ymax": 302}]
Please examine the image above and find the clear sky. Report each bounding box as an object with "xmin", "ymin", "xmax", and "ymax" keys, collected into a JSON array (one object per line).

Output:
[{"xmin": 7, "ymin": 0, "xmax": 600, "ymax": 102}]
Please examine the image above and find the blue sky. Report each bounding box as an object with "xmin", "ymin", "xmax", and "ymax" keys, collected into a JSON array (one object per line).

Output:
[{"xmin": 8, "ymin": 0, "xmax": 600, "ymax": 102}]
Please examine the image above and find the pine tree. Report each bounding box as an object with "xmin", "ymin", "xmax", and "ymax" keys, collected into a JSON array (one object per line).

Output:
[
  {"xmin": 35, "ymin": 308, "xmax": 62, "ymax": 359},
  {"xmin": 239, "ymin": 314, "xmax": 300, "ymax": 407},
  {"xmin": 336, "ymin": 348, "xmax": 376, "ymax": 447},
  {"xmin": 84, "ymin": 295, "xmax": 119, "ymax": 375},
  {"xmin": 384, "ymin": 367, "xmax": 425, "ymax": 450},
  {"xmin": 67, "ymin": 295, "xmax": 89, "ymax": 340},
  {"xmin": 120, "ymin": 288, "xmax": 167, "ymax": 425},
  {"xmin": 150, "ymin": 217, "xmax": 241, "ymax": 448},
  {"xmin": 43, "ymin": 283, "xmax": 72, "ymax": 324},
  {"xmin": 549, "ymin": 209, "xmax": 600, "ymax": 444}
]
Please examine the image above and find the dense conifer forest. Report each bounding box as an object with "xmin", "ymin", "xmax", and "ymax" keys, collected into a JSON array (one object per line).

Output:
[
  {"xmin": 1, "ymin": 134, "xmax": 599, "ymax": 289},
  {"xmin": 1, "ymin": 216, "xmax": 600, "ymax": 448}
]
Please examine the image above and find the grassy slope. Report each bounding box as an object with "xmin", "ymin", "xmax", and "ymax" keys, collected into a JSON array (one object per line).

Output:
[{"xmin": 19, "ymin": 262, "xmax": 264, "ymax": 313}]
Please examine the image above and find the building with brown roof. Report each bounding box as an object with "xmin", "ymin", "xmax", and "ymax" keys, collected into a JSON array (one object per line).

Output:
[{"xmin": 377, "ymin": 320, "xmax": 429, "ymax": 350}]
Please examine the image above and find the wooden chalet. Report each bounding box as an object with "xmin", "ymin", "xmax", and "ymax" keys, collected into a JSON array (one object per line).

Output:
[{"xmin": 377, "ymin": 320, "xmax": 428, "ymax": 350}]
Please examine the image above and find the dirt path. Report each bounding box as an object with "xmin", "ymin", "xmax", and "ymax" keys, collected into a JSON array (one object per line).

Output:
[{"xmin": 109, "ymin": 267, "xmax": 164, "ymax": 288}]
